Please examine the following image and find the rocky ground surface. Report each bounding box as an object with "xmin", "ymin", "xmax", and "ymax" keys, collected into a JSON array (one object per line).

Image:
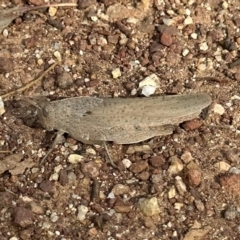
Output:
[{"xmin": 0, "ymin": 0, "xmax": 240, "ymax": 239}]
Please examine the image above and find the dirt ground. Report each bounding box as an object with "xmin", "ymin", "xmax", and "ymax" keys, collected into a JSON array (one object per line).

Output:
[{"xmin": 0, "ymin": 0, "xmax": 240, "ymax": 239}]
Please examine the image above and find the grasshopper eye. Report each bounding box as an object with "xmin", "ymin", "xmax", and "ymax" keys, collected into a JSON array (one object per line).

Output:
[{"xmin": 42, "ymin": 106, "xmax": 49, "ymax": 117}]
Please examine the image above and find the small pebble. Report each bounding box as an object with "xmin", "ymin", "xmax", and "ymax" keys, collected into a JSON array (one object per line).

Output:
[
  {"xmin": 2, "ymin": 29, "xmax": 8, "ymax": 37},
  {"xmin": 53, "ymin": 51, "xmax": 61, "ymax": 61},
  {"xmin": 77, "ymin": 205, "xmax": 88, "ymax": 221},
  {"xmin": 224, "ymin": 205, "xmax": 237, "ymax": 220},
  {"xmin": 111, "ymin": 184, "xmax": 130, "ymax": 195},
  {"xmin": 0, "ymin": 97, "xmax": 5, "ymax": 115},
  {"xmin": 182, "ymin": 49, "xmax": 189, "ymax": 57},
  {"xmin": 199, "ymin": 42, "xmax": 208, "ymax": 51},
  {"xmin": 138, "ymin": 197, "xmax": 160, "ymax": 216},
  {"xmin": 112, "ymin": 68, "xmax": 121, "ymax": 78},
  {"xmin": 122, "ymin": 158, "xmax": 132, "ymax": 168},
  {"xmin": 190, "ymin": 33, "xmax": 198, "ymax": 39},
  {"xmin": 163, "ymin": 18, "xmax": 174, "ymax": 26},
  {"xmin": 49, "ymin": 7, "xmax": 57, "ymax": 16},
  {"xmin": 68, "ymin": 154, "xmax": 84, "ymax": 164},
  {"xmin": 212, "ymin": 103, "xmax": 225, "ymax": 115},
  {"xmin": 184, "ymin": 16, "xmax": 193, "ymax": 25}
]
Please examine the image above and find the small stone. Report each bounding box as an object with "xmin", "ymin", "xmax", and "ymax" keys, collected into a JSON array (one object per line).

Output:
[
  {"xmin": 30, "ymin": 201, "xmax": 44, "ymax": 214},
  {"xmin": 141, "ymin": 85, "xmax": 156, "ymax": 97},
  {"xmin": 86, "ymin": 148, "xmax": 96, "ymax": 155},
  {"xmin": 88, "ymin": 227, "xmax": 98, "ymax": 236},
  {"xmin": 168, "ymin": 156, "xmax": 183, "ymax": 175},
  {"xmin": 0, "ymin": 191, "xmax": 15, "ymax": 210},
  {"xmin": 219, "ymin": 174, "xmax": 240, "ymax": 198},
  {"xmin": 129, "ymin": 160, "xmax": 148, "ymax": 173},
  {"xmin": 185, "ymin": 168, "xmax": 202, "ymax": 187},
  {"xmin": 56, "ymin": 72, "xmax": 73, "ymax": 89},
  {"xmin": 163, "ymin": 18, "xmax": 175, "ymax": 26},
  {"xmin": 194, "ymin": 200, "xmax": 205, "ymax": 211},
  {"xmin": 175, "ymin": 176, "xmax": 187, "ymax": 195},
  {"xmin": 149, "ymin": 156, "xmax": 165, "ymax": 167},
  {"xmin": 114, "ymin": 204, "xmax": 132, "ymax": 213},
  {"xmin": 0, "ymin": 58, "xmax": 14, "ymax": 73},
  {"xmin": 78, "ymin": 0, "xmax": 96, "ymax": 9},
  {"xmin": 190, "ymin": 33, "xmax": 198, "ymax": 39},
  {"xmin": 112, "ymin": 68, "xmax": 121, "ymax": 78},
  {"xmin": 111, "ymin": 184, "xmax": 130, "ymax": 195},
  {"xmin": 138, "ymin": 197, "xmax": 160, "ymax": 216},
  {"xmin": 214, "ymin": 161, "xmax": 231, "ymax": 172},
  {"xmin": 151, "ymin": 173, "xmax": 162, "ymax": 183},
  {"xmin": 91, "ymin": 16, "xmax": 98, "ymax": 22},
  {"xmin": 168, "ymin": 186, "xmax": 176, "ymax": 198},
  {"xmin": 68, "ymin": 171, "xmax": 77, "ymax": 181},
  {"xmin": 28, "ymin": 0, "xmax": 44, "ymax": 5},
  {"xmin": 81, "ymin": 161, "xmax": 99, "ymax": 178},
  {"xmin": 229, "ymin": 167, "xmax": 240, "ymax": 174},
  {"xmin": 139, "ymin": 74, "xmax": 159, "ymax": 92},
  {"xmin": 160, "ymin": 32, "xmax": 173, "ymax": 46},
  {"xmin": 49, "ymin": 7, "xmax": 57, "ymax": 17},
  {"xmin": 181, "ymin": 119, "xmax": 202, "ymax": 131},
  {"xmin": 9, "ymin": 237, "xmax": 18, "ymax": 240},
  {"xmin": 14, "ymin": 207, "xmax": 34, "ymax": 228},
  {"xmin": 212, "ymin": 103, "xmax": 225, "ymax": 115},
  {"xmin": 222, "ymin": 1, "xmax": 228, "ymax": 9},
  {"xmin": 199, "ymin": 42, "xmax": 208, "ymax": 51},
  {"xmin": 59, "ymin": 169, "xmax": 69, "ymax": 186},
  {"xmin": 68, "ymin": 154, "xmax": 84, "ymax": 164},
  {"xmin": 97, "ymin": 36, "xmax": 107, "ymax": 46},
  {"xmin": 122, "ymin": 158, "xmax": 132, "ymax": 168},
  {"xmin": 49, "ymin": 172, "xmax": 59, "ymax": 181},
  {"xmin": 224, "ymin": 205, "xmax": 237, "ymax": 220},
  {"xmin": 184, "ymin": 16, "xmax": 193, "ymax": 25},
  {"xmin": 197, "ymin": 63, "xmax": 207, "ymax": 71},
  {"xmin": 39, "ymin": 180, "xmax": 53, "ymax": 192},
  {"xmin": 77, "ymin": 205, "xmax": 88, "ymax": 221},
  {"xmin": 0, "ymin": 97, "xmax": 5, "ymax": 115},
  {"xmin": 53, "ymin": 51, "xmax": 61, "ymax": 61},
  {"xmin": 126, "ymin": 145, "xmax": 152, "ymax": 154},
  {"xmin": 181, "ymin": 151, "xmax": 192, "ymax": 164},
  {"xmin": 2, "ymin": 29, "xmax": 8, "ymax": 37},
  {"xmin": 50, "ymin": 212, "xmax": 59, "ymax": 222},
  {"xmin": 137, "ymin": 171, "xmax": 150, "ymax": 181},
  {"xmin": 182, "ymin": 48, "xmax": 189, "ymax": 56}
]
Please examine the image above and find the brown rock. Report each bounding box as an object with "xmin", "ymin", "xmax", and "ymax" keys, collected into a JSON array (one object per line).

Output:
[
  {"xmin": 181, "ymin": 119, "xmax": 202, "ymax": 131},
  {"xmin": 39, "ymin": 180, "xmax": 53, "ymax": 192},
  {"xmin": 136, "ymin": 171, "xmax": 150, "ymax": 181},
  {"xmin": 81, "ymin": 161, "xmax": 100, "ymax": 178},
  {"xmin": 186, "ymin": 168, "xmax": 202, "ymax": 187},
  {"xmin": 234, "ymin": 69, "xmax": 240, "ymax": 82},
  {"xmin": 56, "ymin": 72, "xmax": 73, "ymax": 89},
  {"xmin": 0, "ymin": 191, "xmax": 15, "ymax": 210},
  {"xmin": 160, "ymin": 32, "xmax": 173, "ymax": 46},
  {"xmin": 107, "ymin": 34, "xmax": 119, "ymax": 44},
  {"xmin": 129, "ymin": 160, "xmax": 148, "ymax": 173},
  {"xmin": 28, "ymin": 0, "xmax": 44, "ymax": 6},
  {"xmin": 219, "ymin": 174, "xmax": 240, "ymax": 198},
  {"xmin": 149, "ymin": 156, "xmax": 165, "ymax": 167},
  {"xmin": 114, "ymin": 200, "xmax": 132, "ymax": 213},
  {"xmin": 78, "ymin": 0, "xmax": 97, "ymax": 9},
  {"xmin": 0, "ymin": 58, "xmax": 14, "ymax": 73},
  {"xmin": 22, "ymin": 37, "xmax": 38, "ymax": 49},
  {"xmin": 14, "ymin": 207, "xmax": 34, "ymax": 228},
  {"xmin": 19, "ymin": 228, "xmax": 33, "ymax": 239},
  {"xmin": 59, "ymin": 169, "xmax": 69, "ymax": 186}
]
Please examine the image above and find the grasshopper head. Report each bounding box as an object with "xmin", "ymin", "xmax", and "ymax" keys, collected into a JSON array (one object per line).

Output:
[{"xmin": 24, "ymin": 97, "xmax": 55, "ymax": 131}]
